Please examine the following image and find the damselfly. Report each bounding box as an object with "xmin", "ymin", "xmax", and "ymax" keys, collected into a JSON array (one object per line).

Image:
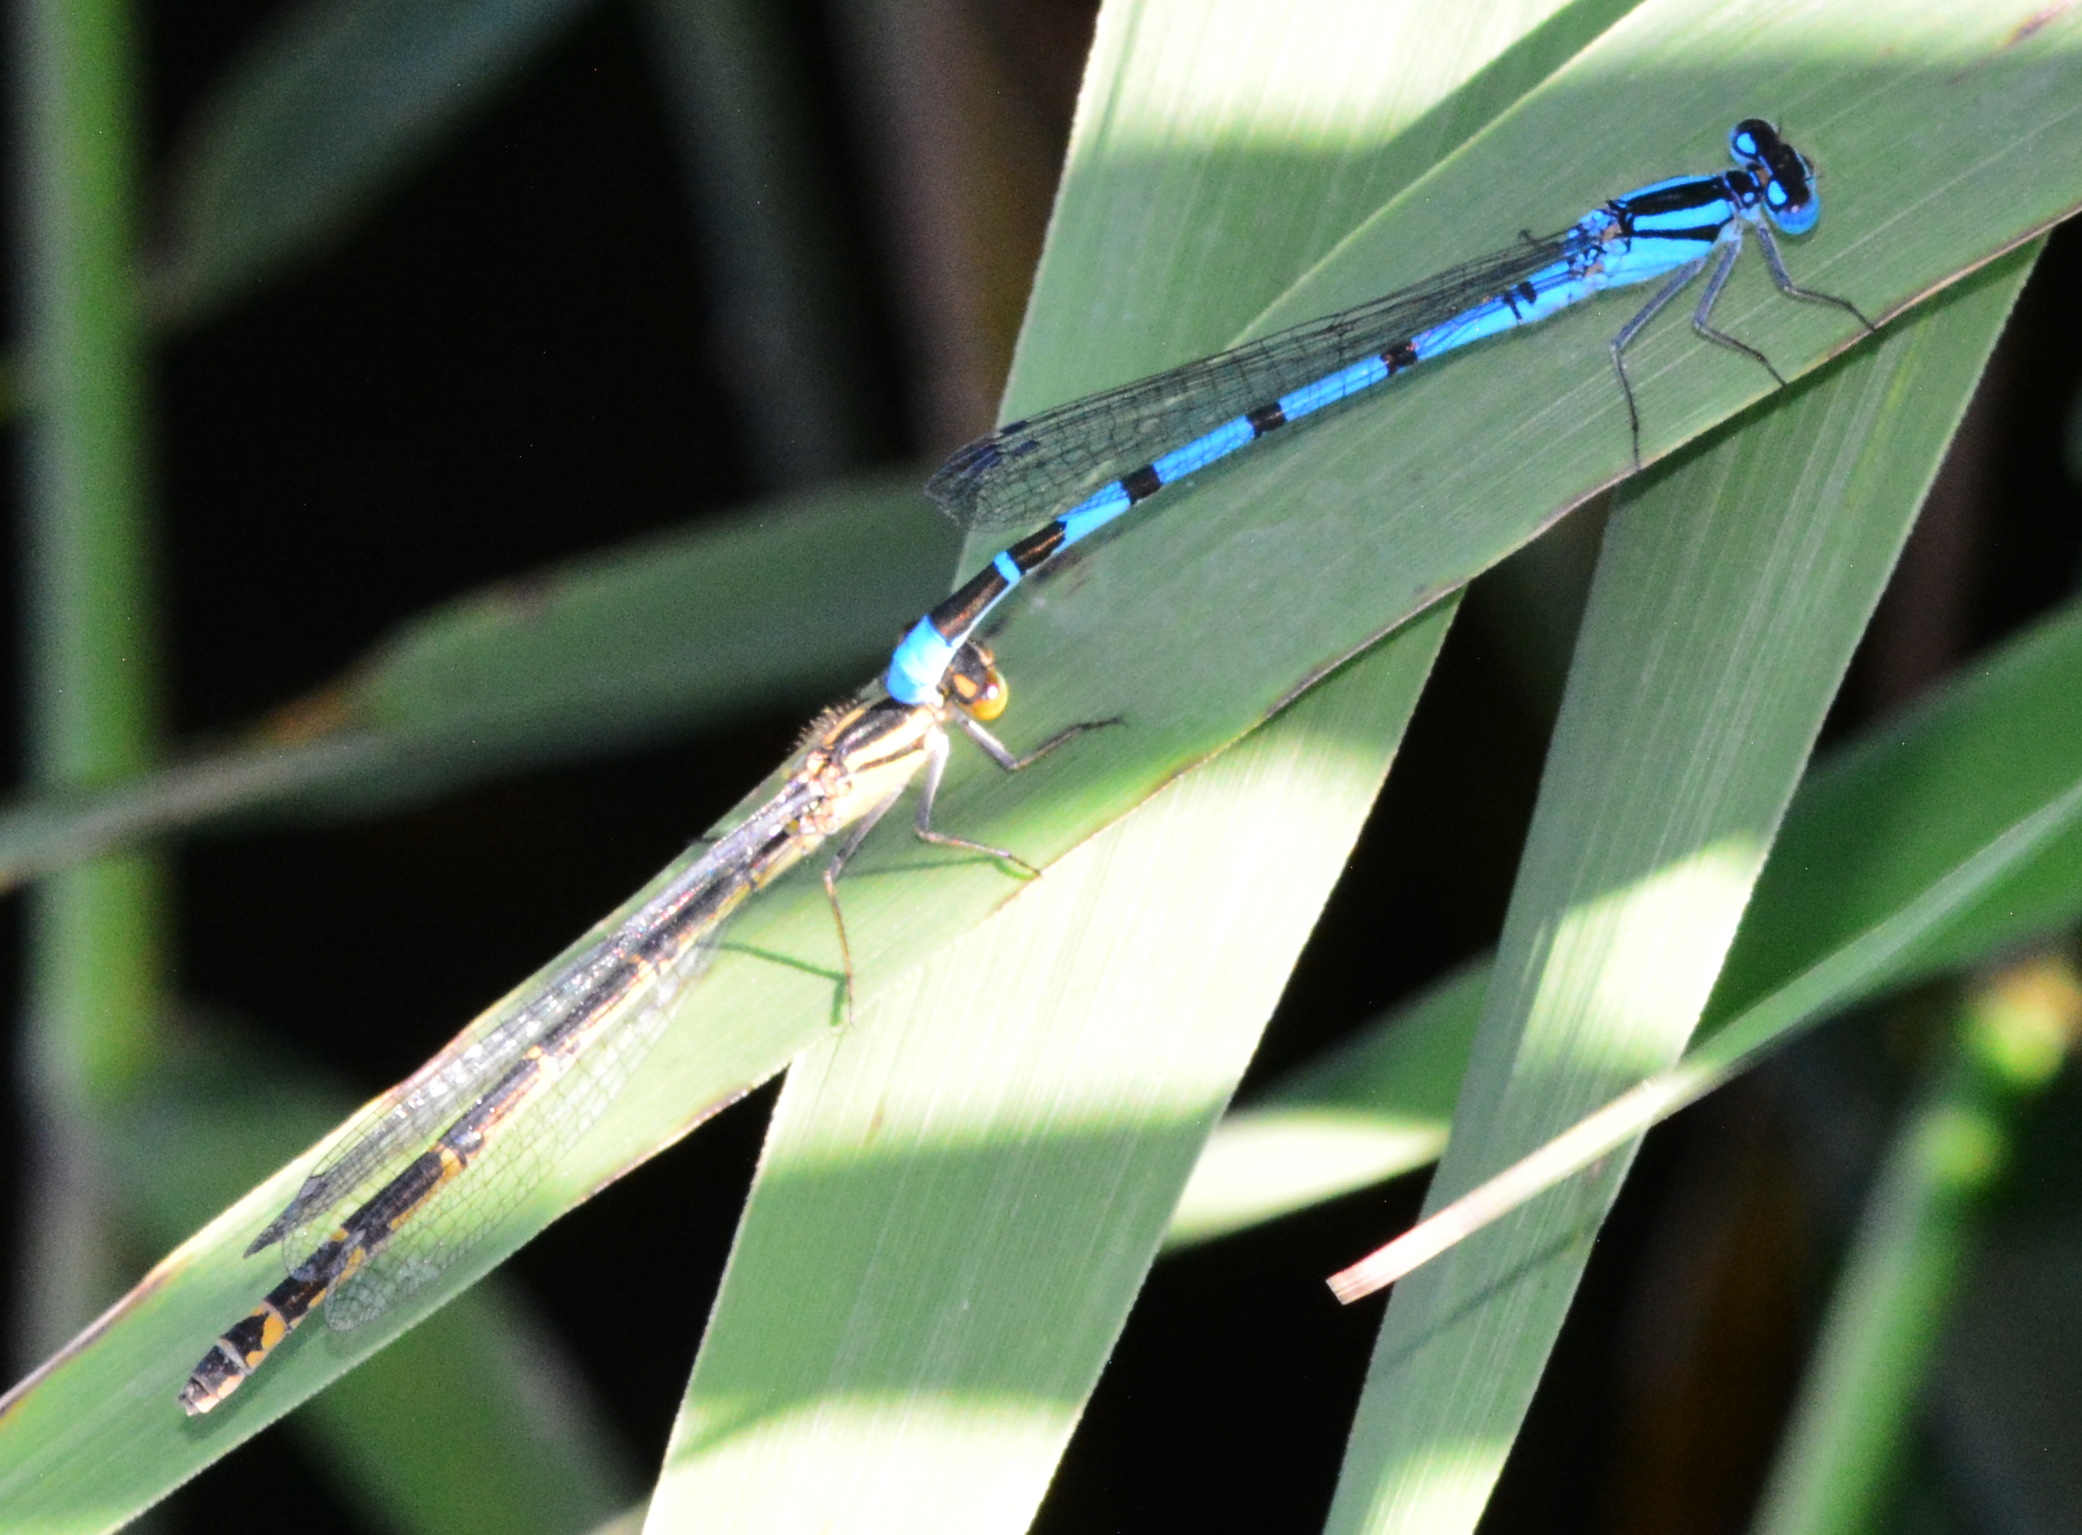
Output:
[
  {"xmin": 180, "ymin": 643, "xmax": 1101, "ymax": 1414},
  {"xmin": 184, "ymin": 117, "xmax": 1859, "ymax": 1416},
  {"xmin": 883, "ymin": 119, "xmax": 1871, "ymax": 711}
]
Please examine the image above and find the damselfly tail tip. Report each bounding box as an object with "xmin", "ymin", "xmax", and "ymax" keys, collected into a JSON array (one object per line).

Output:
[
  {"xmin": 178, "ymin": 1348, "xmax": 245, "ymax": 1416},
  {"xmin": 177, "ymin": 1382, "xmax": 218, "ymax": 1417}
]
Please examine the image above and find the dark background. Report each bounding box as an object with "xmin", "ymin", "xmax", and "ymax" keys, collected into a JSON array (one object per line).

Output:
[{"xmin": 5, "ymin": 1, "xmax": 2081, "ymax": 1530}]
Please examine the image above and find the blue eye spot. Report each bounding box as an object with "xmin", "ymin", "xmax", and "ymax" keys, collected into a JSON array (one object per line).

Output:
[{"xmin": 1772, "ymin": 196, "xmax": 1820, "ymax": 235}]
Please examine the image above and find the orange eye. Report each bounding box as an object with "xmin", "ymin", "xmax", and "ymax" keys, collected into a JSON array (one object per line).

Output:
[
  {"xmin": 964, "ymin": 670, "xmax": 1008, "ymax": 721},
  {"xmin": 945, "ymin": 642, "xmax": 1009, "ymax": 720}
]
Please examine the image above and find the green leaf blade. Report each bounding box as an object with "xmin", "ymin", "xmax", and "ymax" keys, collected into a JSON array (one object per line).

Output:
[
  {"xmin": 1326, "ymin": 244, "xmax": 2031, "ymax": 1535},
  {"xmin": 156, "ymin": 0, "xmax": 599, "ymax": 324}
]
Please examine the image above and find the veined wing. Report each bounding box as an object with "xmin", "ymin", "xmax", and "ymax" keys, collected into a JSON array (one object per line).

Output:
[
  {"xmin": 252, "ymin": 776, "xmax": 828, "ymax": 1275},
  {"xmin": 178, "ymin": 768, "xmax": 849, "ymax": 1415},
  {"xmin": 925, "ymin": 229, "xmax": 1577, "ymax": 532},
  {"xmin": 321, "ymin": 905, "xmax": 727, "ymax": 1328},
  {"xmin": 249, "ymin": 936, "xmax": 641, "ymax": 1261},
  {"xmin": 318, "ymin": 776, "xmax": 827, "ymax": 1328}
]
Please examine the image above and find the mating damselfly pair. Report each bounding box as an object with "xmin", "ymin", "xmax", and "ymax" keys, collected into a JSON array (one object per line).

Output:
[{"xmin": 182, "ymin": 118, "xmax": 1869, "ymax": 1414}]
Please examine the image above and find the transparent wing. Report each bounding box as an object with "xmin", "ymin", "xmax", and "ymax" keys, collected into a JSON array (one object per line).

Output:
[
  {"xmin": 283, "ymin": 776, "xmax": 825, "ymax": 1330},
  {"xmin": 255, "ymin": 775, "xmax": 822, "ymax": 1277},
  {"xmin": 321, "ymin": 920, "xmax": 724, "ymax": 1330},
  {"xmin": 925, "ymin": 231, "xmax": 1577, "ymax": 532},
  {"xmin": 249, "ymin": 937, "xmax": 636, "ymax": 1265}
]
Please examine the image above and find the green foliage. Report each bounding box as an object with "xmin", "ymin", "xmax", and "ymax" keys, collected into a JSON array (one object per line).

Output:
[
  {"xmin": 1751, "ymin": 957, "xmax": 2082, "ymax": 1535},
  {"xmin": 4, "ymin": 0, "xmax": 2082, "ymax": 1532},
  {"xmin": 1327, "ymin": 239, "xmax": 2029, "ymax": 1535},
  {"xmin": 153, "ymin": 0, "xmax": 602, "ymax": 324},
  {"xmin": 1201, "ymin": 575, "xmax": 2082, "ymax": 1264}
]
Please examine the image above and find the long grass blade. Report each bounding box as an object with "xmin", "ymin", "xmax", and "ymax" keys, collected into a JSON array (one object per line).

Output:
[
  {"xmin": 153, "ymin": 0, "xmax": 601, "ymax": 324},
  {"xmin": 8, "ymin": 2, "xmax": 2082, "ymax": 1526},
  {"xmin": 0, "ymin": 473, "xmax": 959, "ymax": 889},
  {"xmin": 1748, "ymin": 954, "xmax": 2082, "ymax": 1535},
  {"xmin": 1185, "ymin": 586, "xmax": 2082, "ymax": 1244},
  {"xmin": 643, "ymin": 3, "xmax": 1596, "ymax": 1527},
  {"xmin": 1326, "ymin": 774, "xmax": 2082, "ymax": 1301},
  {"xmin": 1325, "ymin": 243, "xmax": 2033, "ymax": 1535}
]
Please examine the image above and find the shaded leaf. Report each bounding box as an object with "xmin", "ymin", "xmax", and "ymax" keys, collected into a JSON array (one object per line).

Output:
[{"xmin": 154, "ymin": 0, "xmax": 602, "ymax": 324}]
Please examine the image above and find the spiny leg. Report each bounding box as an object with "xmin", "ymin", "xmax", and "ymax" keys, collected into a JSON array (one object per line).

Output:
[
  {"xmin": 911, "ymin": 714, "xmax": 1125, "ymax": 874},
  {"xmin": 822, "ymin": 788, "xmax": 905, "ymax": 1024},
  {"xmin": 909, "ymin": 722, "xmax": 1039, "ymax": 875},
  {"xmin": 1690, "ymin": 230, "xmax": 1787, "ymax": 387},
  {"xmin": 818, "ymin": 715, "xmax": 1118, "ymax": 1021},
  {"xmin": 818, "ymin": 719, "xmax": 1087, "ymax": 1020},
  {"xmin": 1610, "ymin": 252, "xmax": 1712, "ymax": 468},
  {"xmin": 960, "ymin": 713, "xmax": 1122, "ymax": 774},
  {"xmin": 1751, "ymin": 220, "xmax": 1876, "ymax": 332}
]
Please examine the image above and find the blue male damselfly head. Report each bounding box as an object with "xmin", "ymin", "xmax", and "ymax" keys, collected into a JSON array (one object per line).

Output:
[{"xmin": 1729, "ymin": 118, "xmax": 1821, "ymax": 235}]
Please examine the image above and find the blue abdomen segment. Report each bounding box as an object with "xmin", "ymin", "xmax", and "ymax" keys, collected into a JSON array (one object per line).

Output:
[
  {"xmin": 1058, "ymin": 481, "xmax": 1133, "ymax": 547},
  {"xmin": 887, "ymin": 616, "xmax": 960, "ymax": 705},
  {"xmin": 1407, "ymin": 219, "xmax": 1614, "ymax": 360},
  {"xmin": 1278, "ymin": 355, "xmax": 1393, "ymax": 422},
  {"xmin": 1153, "ymin": 414, "xmax": 1258, "ymax": 482},
  {"xmin": 1409, "ymin": 265, "xmax": 1588, "ymax": 357},
  {"xmin": 1054, "ymin": 352, "xmax": 1407, "ymax": 562}
]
